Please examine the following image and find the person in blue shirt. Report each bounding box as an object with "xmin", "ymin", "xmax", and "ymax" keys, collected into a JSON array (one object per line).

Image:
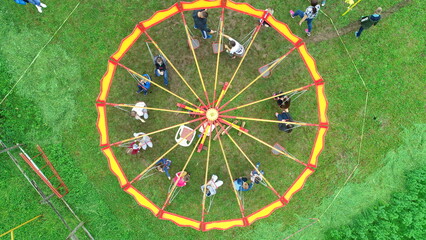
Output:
[
  {"xmin": 356, "ymin": 7, "xmax": 382, "ymax": 38},
  {"xmin": 233, "ymin": 177, "xmax": 253, "ymax": 192},
  {"xmin": 156, "ymin": 158, "xmax": 171, "ymax": 180},
  {"xmin": 14, "ymin": 0, "xmax": 47, "ymax": 13},
  {"xmin": 192, "ymin": 9, "xmax": 216, "ymax": 39},
  {"xmin": 137, "ymin": 74, "xmax": 151, "ymax": 95}
]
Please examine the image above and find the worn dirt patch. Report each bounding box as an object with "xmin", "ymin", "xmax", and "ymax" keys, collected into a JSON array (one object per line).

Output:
[{"xmin": 308, "ymin": 0, "xmax": 412, "ymax": 43}]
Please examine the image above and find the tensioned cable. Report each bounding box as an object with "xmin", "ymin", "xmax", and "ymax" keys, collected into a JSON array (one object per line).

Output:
[
  {"xmin": 105, "ymin": 103, "xmax": 204, "ymax": 116},
  {"xmin": 284, "ymin": 8, "xmax": 370, "ymax": 240},
  {"xmin": 317, "ymin": 10, "xmax": 369, "ymax": 219},
  {"xmin": 0, "ymin": 2, "xmax": 81, "ymax": 105}
]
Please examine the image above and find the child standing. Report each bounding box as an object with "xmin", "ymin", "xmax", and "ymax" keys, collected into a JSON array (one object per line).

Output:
[
  {"xmin": 289, "ymin": 0, "xmax": 321, "ymax": 36},
  {"xmin": 355, "ymin": 7, "xmax": 382, "ymax": 38},
  {"xmin": 192, "ymin": 9, "xmax": 216, "ymax": 39}
]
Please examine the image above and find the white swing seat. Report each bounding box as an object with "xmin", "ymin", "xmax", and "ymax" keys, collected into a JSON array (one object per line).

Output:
[
  {"xmin": 212, "ymin": 42, "xmax": 224, "ymax": 54},
  {"xmin": 258, "ymin": 64, "xmax": 272, "ymax": 78},
  {"xmin": 188, "ymin": 38, "xmax": 200, "ymax": 49},
  {"xmin": 175, "ymin": 125, "xmax": 195, "ymax": 147}
]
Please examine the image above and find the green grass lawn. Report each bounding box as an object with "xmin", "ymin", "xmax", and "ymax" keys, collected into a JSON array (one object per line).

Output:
[{"xmin": 1, "ymin": 0, "xmax": 424, "ymax": 239}]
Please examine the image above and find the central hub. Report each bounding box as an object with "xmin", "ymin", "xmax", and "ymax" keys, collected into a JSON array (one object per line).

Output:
[{"xmin": 206, "ymin": 108, "xmax": 219, "ymax": 121}]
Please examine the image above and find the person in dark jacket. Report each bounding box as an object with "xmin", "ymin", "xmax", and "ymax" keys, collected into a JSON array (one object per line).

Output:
[
  {"xmin": 192, "ymin": 9, "xmax": 216, "ymax": 39},
  {"xmin": 275, "ymin": 98, "xmax": 294, "ymax": 133},
  {"xmin": 276, "ymin": 111, "xmax": 294, "ymax": 133},
  {"xmin": 356, "ymin": 7, "xmax": 382, "ymax": 38},
  {"xmin": 154, "ymin": 56, "xmax": 168, "ymax": 86}
]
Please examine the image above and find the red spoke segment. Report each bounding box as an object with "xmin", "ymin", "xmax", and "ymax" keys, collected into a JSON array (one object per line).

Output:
[
  {"xmin": 220, "ymin": 115, "xmax": 324, "ymax": 127},
  {"xmin": 219, "ymin": 119, "xmax": 308, "ymax": 167},
  {"xmin": 108, "ymin": 117, "xmax": 206, "ymax": 147},
  {"xmin": 219, "ymin": 83, "xmax": 316, "ymax": 115},
  {"xmin": 106, "ymin": 102, "xmax": 204, "ymax": 116}
]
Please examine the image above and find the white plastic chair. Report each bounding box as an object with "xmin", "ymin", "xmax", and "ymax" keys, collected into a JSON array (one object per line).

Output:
[{"xmin": 175, "ymin": 125, "xmax": 195, "ymax": 147}]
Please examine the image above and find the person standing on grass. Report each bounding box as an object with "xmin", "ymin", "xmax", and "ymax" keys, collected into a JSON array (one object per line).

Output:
[
  {"xmin": 222, "ymin": 34, "xmax": 245, "ymax": 59},
  {"xmin": 154, "ymin": 56, "xmax": 168, "ymax": 86},
  {"xmin": 289, "ymin": 0, "xmax": 321, "ymax": 37},
  {"xmin": 355, "ymin": 7, "xmax": 382, "ymax": 38},
  {"xmin": 192, "ymin": 9, "xmax": 216, "ymax": 39},
  {"xmin": 14, "ymin": 0, "xmax": 47, "ymax": 13}
]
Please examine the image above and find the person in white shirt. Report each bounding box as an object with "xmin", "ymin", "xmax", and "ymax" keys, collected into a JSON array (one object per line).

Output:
[
  {"xmin": 130, "ymin": 102, "xmax": 148, "ymax": 122},
  {"xmin": 223, "ymin": 34, "xmax": 245, "ymax": 59},
  {"xmin": 200, "ymin": 175, "xmax": 223, "ymax": 197}
]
